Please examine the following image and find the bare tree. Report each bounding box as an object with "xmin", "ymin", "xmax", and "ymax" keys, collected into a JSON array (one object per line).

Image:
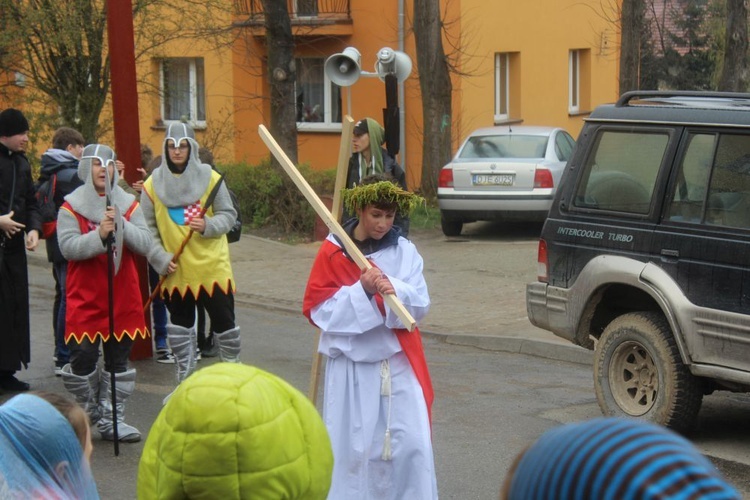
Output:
[
  {"xmin": 0, "ymin": 0, "xmax": 236, "ymax": 142},
  {"xmin": 620, "ymin": 0, "xmax": 647, "ymax": 94},
  {"xmin": 717, "ymin": 0, "xmax": 749, "ymax": 91},
  {"xmin": 413, "ymin": 0, "xmax": 452, "ymax": 200},
  {"xmin": 0, "ymin": 0, "xmax": 109, "ymax": 141},
  {"xmin": 261, "ymin": 0, "xmax": 298, "ymax": 164}
]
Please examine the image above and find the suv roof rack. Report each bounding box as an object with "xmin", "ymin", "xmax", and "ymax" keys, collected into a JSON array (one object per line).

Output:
[{"xmin": 616, "ymin": 90, "xmax": 750, "ymax": 108}]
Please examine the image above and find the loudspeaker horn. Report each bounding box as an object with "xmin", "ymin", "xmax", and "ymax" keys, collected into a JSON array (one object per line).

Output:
[
  {"xmin": 324, "ymin": 47, "xmax": 362, "ymax": 87},
  {"xmin": 374, "ymin": 47, "xmax": 412, "ymax": 83}
]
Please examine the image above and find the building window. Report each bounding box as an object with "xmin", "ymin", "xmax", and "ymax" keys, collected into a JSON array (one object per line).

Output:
[
  {"xmin": 494, "ymin": 53, "xmax": 509, "ymax": 121},
  {"xmin": 294, "ymin": 0, "xmax": 318, "ymax": 17},
  {"xmin": 161, "ymin": 58, "xmax": 206, "ymax": 125},
  {"xmin": 296, "ymin": 58, "xmax": 342, "ymax": 130},
  {"xmin": 569, "ymin": 50, "xmax": 580, "ymax": 113}
]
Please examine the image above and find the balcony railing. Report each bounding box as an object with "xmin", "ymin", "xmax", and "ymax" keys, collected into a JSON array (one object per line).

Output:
[{"xmin": 234, "ymin": 0, "xmax": 350, "ymax": 19}]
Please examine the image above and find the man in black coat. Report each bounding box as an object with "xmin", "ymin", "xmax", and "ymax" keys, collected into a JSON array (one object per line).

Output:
[{"xmin": 0, "ymin": 108, "xmax": 41, "ymax": 392}]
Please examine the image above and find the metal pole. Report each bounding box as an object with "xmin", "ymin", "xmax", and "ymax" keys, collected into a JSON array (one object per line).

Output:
[{"xmin": 398, "ymin": 0, "xmax": 406, "ymax": 175}]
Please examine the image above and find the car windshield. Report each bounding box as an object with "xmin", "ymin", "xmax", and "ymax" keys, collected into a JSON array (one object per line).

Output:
[{"xmin": 458, "ymin": 135, "xmax": 548, "ymax": 159}]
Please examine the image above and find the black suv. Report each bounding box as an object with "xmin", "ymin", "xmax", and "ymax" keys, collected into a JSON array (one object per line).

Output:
[{"xmin": 526, "ymin": 91, "xmax": 750, "ymax": 432}]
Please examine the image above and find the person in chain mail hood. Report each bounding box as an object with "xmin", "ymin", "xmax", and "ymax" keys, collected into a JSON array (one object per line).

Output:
[
  {"xmin": 140, "ymin": 122, "xmax": 239, "ymax": 398},
  {"xmin": 57, "ymin": 144, "xmax": 151, "ymax": 443}
]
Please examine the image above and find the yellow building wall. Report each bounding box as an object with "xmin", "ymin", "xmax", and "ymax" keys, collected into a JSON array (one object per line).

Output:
[
  {"xmin": 225, "ymin": 0, "xmax": 619, "ymax": 186},
  {"xmin": 132, "ymin": 0, "xmax": 619, "ymax": 188},
  {"xmin": 455, "ymin": 0, "xmax": 620, "ymax": 146},
  {"xmin": 229, "ymin": 2, "xmax": 427, "ymax": 191},
  {"xmin": 2, "ymin": 1, "xmax": 621, "ymax": 187}
]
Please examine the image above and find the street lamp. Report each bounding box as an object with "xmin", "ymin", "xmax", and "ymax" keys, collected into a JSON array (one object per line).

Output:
[{"xmin": 324, "ymin": 46, "xmax": 412, "ymax": 157}]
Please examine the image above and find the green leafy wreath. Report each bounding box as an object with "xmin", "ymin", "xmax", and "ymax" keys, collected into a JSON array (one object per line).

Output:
[{"xmin": 342, "ymin": 181, "xmax": 425, "ymax": 217}]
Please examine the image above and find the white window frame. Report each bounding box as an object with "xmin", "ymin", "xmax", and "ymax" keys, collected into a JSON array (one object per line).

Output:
[
  {"xmin": 494, "ymin": 53, "xmax": 510, "ymax": 122},
  {"xmin": 160, "ymin": 58, "xmax": 206, "ymax": 127},
  {"xmin": 295, "ymin": 57, "xmax": 342, "ymax": 132},
  {"xmin": 569, "ymin": 50, "xmax": 580, "ymax": 113}
]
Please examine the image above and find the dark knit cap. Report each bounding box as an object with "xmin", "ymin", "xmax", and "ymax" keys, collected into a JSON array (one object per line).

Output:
[
  {"xmin": 506, "ymin": 417, "xmax": 740, "ymax": 500},
  {"xmin": 353, "ymin": 119, "xmax": 369, "ymax": 136},
  {"xmin": 0, "ymin": 108, "xmax": 29, "ymax": 137}
]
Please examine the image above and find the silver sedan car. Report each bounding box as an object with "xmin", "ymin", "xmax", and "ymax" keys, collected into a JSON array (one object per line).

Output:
[{"xmin": 437, "ymin": 125, "xmax": 576, "ymax": 236}]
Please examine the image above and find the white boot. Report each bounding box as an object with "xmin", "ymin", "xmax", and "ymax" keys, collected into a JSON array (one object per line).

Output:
[
  {"xmin": 98, "ymin": 368, "xmax": 141, "ymax": 443},
  {"xmin": 162, "ymin": 324, "xmax": 198, "ymax": 404},
  {"xmin": 61, "ymin": 364, "xmax": 101, "ymax": 425},
  {"xmin": 168, "ymin": 324, "xmax": 198, "ymax": 383},
  {"xmin": 214, "ymin": 326, "xmax": 241, "ymax": 363}
]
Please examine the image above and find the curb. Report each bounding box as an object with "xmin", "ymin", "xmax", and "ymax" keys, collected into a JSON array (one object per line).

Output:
[{"xmin": 422, "ymin": 330, "xmax": 592, "ymax": 366}]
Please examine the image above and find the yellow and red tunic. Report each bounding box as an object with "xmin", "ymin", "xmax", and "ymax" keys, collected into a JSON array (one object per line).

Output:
[
  {"xmin": 62, "ymin": 201, "xmax": 149, "ymax": 344},
  {"xmin": 143, "ymin": 171, "xmax": 235, "ymax": 299}
]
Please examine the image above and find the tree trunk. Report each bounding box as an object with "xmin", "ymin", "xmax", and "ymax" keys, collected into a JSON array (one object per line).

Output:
[
  {"xmin": 717, "ymin": 0, "xmax": 749, "ymax": 91},
  {"xmin": 261, "ymin": 0, "xmax": 298, "ymax": 164},
  {"xmin": 619, "ymin": 0, "xmax": 645, "ymax": 95},
  {"xmin": 414, "ymin": 0, "xmax": 452, "ymax": 200}
]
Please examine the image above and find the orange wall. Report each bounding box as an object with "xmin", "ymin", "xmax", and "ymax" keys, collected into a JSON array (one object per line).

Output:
[
  {"xmin": 131, "ymin": 0, "xmax": 619, "ymax": 187},
  {"xmin": 455, "ymin": 0, "xmax": 620, "ymax": 146},
  {"xmin": 3, "ymin": 1, "xmax": 622, "ymax": 187},
  {"xmin": 228, "ymin": 2, "xmax": 428, "ymax": 191}
]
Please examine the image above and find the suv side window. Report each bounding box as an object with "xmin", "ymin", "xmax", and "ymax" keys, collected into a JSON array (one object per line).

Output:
[
  {"xmin": 555, "ymin": 131, "xmax": 575, "ymax": 162},
  {"xmin": 666, "ymin": 133, "xmax": 713, "ymax": 223},
  {"xmin": 667, "ymin": 132, "xmax": 750, "ymax": 229},
  {"xmin": 574, "ymin": 130, "xmax": 668, "ymax": 214},
  {"xmin": 706, "ymin": 134, "xmax": 750, "ymax": 229}
]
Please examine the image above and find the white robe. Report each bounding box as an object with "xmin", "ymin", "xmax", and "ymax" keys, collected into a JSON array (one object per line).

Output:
[{"xmin": 308, "ymin": 234, "xmax": 438, "ymax": 500}]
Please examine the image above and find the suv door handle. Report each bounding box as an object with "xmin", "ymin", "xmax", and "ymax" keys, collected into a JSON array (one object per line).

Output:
[{"xmin": 661, "ymin": 249, "xmax": 680, "ymax": 258}]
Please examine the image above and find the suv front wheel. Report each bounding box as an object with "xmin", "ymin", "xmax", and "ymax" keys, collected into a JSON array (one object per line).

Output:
[{"xmin": 593, "ymin": 311, "xmax": 703, "ymax": 433}]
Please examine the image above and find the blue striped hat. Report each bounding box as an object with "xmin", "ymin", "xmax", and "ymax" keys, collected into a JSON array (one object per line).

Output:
[{"xmin": 506, "ymin": 417, "xmax": 740, "ymax": 500}]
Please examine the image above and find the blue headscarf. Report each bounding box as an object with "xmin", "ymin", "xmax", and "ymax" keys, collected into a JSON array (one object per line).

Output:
[
  {"xmin": 506, "ymin": 417, "xmax": 740, "ymax": 500},
  {"xmin": 0, "ymin": 394, "xmax": 99, "ymax": 499}
]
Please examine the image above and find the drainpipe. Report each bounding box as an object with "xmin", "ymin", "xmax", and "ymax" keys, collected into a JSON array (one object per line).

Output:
[{"xmin": 398, "ymin": 0, "xmax": 406, "ymax": 177}]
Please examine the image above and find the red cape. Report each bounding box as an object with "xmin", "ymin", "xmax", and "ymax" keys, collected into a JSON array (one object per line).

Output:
[
  {"xmin": 303, "ymin": 239, "xmax": 434, "ymax": 423},
  {"xmin": 62, "ymin": 201, "xmax": 150, "ymax": 344}
]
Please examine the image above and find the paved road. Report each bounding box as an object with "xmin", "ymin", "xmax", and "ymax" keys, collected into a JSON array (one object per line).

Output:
[{"xmin": 8, "ymin": 220, "xmax": 750, "ymax": 498}]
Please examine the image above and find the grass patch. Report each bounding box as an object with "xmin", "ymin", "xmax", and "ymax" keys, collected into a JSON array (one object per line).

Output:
[{"xmin": 409, "ymin": 202, "xmax": 441, "ymax": 231}]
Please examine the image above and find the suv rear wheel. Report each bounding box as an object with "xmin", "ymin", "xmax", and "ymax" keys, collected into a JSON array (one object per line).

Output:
[{"xmin": 593, "ymin": 311, "xmax": 703, "ymax": 432}]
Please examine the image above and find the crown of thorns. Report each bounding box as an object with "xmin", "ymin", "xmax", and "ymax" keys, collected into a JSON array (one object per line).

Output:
[{"xmin": 342, "ymin": 181, "xmax": 424, "ymax": 216}]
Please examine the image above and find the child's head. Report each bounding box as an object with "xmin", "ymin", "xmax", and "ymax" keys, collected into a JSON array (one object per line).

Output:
[
  {"xmin": 343, "ymin": 174, "xmax": 423, "ymax": 240},
  {"xmin": 79, "ymin": 144, "xmax": 116, "ymax": 194},
  {"xmin": 501, "ymin": 417, "xmax": 740, "ymax": 499},
  {"xmin": 32, "ymin": 391, "xmax": 93, "ymax": 464},
  {"xmin": 352, "ymin": 118, "xmax": 385, "ymax": 153},
  {"xmin": 344, "ymin": 174, "xmax": 422, "ymax": 215},
  {"xmin": 198, "ymin": 146, "xmax": 215, "ymax": 167},
  {"xmin": 164, "ymin": 122, "xmax": 196, "ymax": 171},
  {"xmin": 51, "ymin": 127, "xmax": 85, "ymax": 159},
  {"xmin": 0, "ymin": 393, "xmax": 99, "ymax": 498},
  {"xmin": 138, "ymin": 363, "xmax": 333, "ymax": 499},
  {"xmin": 140, "ymin": 143, "xmax": 153, "ymax": 169}
]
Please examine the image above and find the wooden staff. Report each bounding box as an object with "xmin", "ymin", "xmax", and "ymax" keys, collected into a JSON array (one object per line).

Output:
[
  {"xmin": 143, "ymin": 173, "xmax": 227, "ymax": 311},
  {"xmin": 307, "ymin": 116, "xmax": 353, "ymax": 403}
]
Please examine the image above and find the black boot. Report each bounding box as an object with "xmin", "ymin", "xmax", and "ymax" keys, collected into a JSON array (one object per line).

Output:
[{"xmin": 0, "ymin": 373, "xmax": 30, "ymax": 392}]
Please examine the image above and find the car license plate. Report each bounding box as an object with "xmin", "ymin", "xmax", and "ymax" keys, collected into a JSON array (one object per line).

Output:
[{"xmin": 472, "ymin": 174, "xmax": 514, "ymax": 186}]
